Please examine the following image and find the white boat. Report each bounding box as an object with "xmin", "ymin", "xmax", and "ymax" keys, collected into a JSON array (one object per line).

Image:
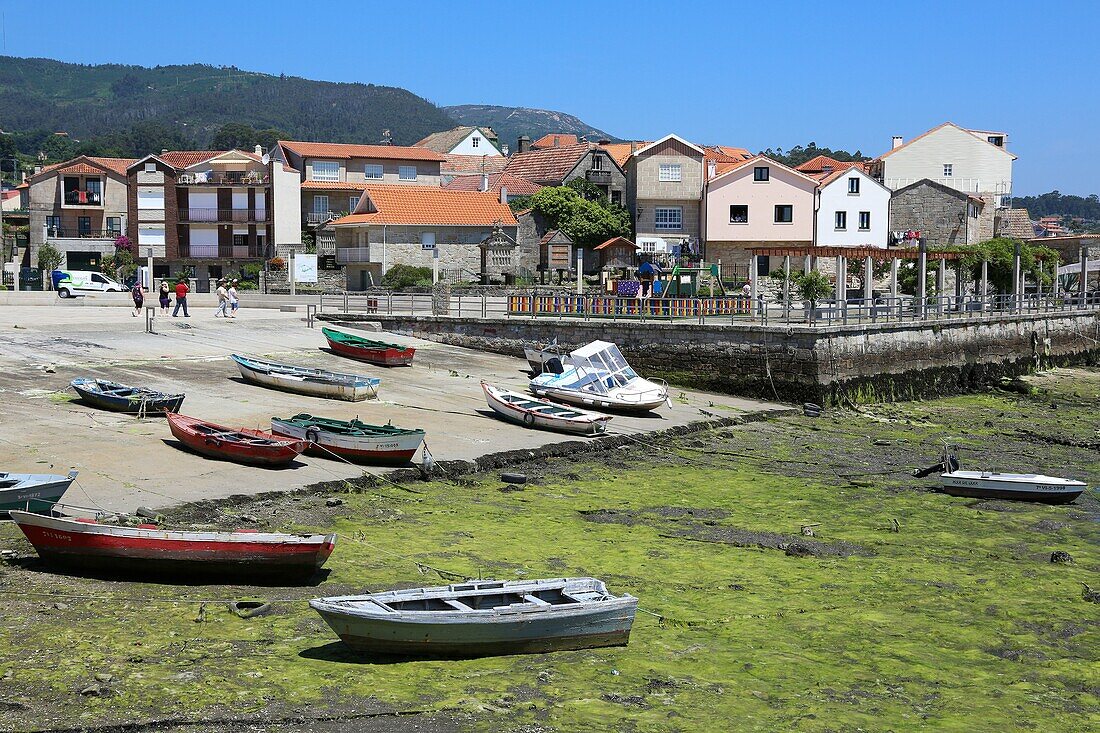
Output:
[
  {"xmin": 231, "ymin": 354, "xmax": 379, "ymax": 402},
  {"xmin": 524, "ymin": 343, "xmax": 567, "ymax": 375},
  {"xmin": 481, "ymin": 382, "xmax": 612, "ymax": 436},
  {"xmin": 270, "ymin": 414, "xmax": 425, "ymax": 465},
  {"xmin": 939, "ymin": 471, "xmax": 1087, "ymax": 504},
  {"xmin": 528, "ymin": 340, "xmax": 668, "ymax": 413},
  {"xmin": 0, "ymin": 471, "xmax": 78, "ymax": 515},
  {"xmin": 310, "ymin": 577, "xmax": 638, "ymax": 658}
]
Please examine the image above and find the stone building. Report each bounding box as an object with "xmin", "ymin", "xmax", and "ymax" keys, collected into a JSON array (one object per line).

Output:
[
  {"xmin": 504, "ymin": 142, "xmax": 626, "ymax": 205},
  {"xmin": 326, "ymin": 185, "xmax": 518, "ymax": 290},
  {"xmin": 889, "ymin": 179, "xmax": 989, "ymax": 248},
  {"xmin": 624, "ymin": 134, "xmax": 706, "ymax": 257}
]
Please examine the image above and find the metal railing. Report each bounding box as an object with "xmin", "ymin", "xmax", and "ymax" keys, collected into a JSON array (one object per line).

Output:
[
  {"xmin": 178, "ymin": 244, "xmax": 265, "ymax": 259},
  {"xmin": 177, "ymin": 172, "xmax": 270, "ymax": 185},
  {"xmin": 305, "ymin": 211, "xmax": 339, "ymax": 225},
  {"xmin": 885, "ymin": 177, "xmax": 1010, "ymax": 196},
  {"xmin": 336, "ymin": 247, "xmax": 371, "ymax": 264},
  {"xmin": 181, "ymin": 208, "xmax": 269, "ymax": 223},
  {"xmin": 63, "ymin": 190, "xmax": 103, "ymax": 206},
  {"xmin": 47, "ymin": 228, "xmax": 120, "ymax": 239}
]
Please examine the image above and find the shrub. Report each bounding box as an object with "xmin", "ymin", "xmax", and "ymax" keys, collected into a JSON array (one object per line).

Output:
[
  {"xmin": 381, "ymin": 264, "xmax": 433, "ymax": 290},
  {"xmin": 268, "ymin": 257, "xmax": 285, "ymax": 271},
  {"xmin": 38, "ymin": 242, "xmax": 63, "ymax": 274}
]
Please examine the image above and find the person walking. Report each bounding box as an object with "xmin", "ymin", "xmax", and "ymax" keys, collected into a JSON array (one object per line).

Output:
[
  {"xmin": 158, "ymin": 281, "xmax": 171, "ymax": 313},
  {"xmin": 228, "ymin": 279, "xmax": 240, "ymax": 318},
  {"xmin": 130, "ymin": 281, "xmax": 144, "ymax": 317},
  {"xmin": 172, "ymin": 278, "xmax": 190, "ymax": 318},
  {"xmin": 214, "ymin": 279, "xmax": 230, "ymax": 318}
]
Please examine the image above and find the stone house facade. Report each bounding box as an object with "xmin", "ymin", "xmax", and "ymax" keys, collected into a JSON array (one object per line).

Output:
[
  {"xmin": 504, "ymin": 143, "xmax": 626, "ymax": 205},
  {"xmin": 626, "ymin": 134, "xmax": 705, "ymax": 257},
  {"xmin": 889, "ymin": 179, "xmax": 988, "ymax": 248}
]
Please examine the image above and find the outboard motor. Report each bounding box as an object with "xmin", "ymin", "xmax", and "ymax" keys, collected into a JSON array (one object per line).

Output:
[{"xmin": 912, "ymin": 460, "xmax": 945, "ymax": 478}]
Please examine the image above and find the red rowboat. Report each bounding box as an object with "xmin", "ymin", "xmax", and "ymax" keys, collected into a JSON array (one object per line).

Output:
[
  {"xmin": 167, "ymin": 412, "xmax": 307, "ymax": 467},
  {"xmin": 322, "ymin": 327, "xmax": 415, "ymax": 367},
  {"xmin": 9, "ymin": 510, "xmax": 336, "ymax": 583}
]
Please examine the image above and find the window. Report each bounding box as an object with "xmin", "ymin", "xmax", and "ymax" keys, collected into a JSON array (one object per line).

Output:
[
  {"xmin": 471, "ymin": 136, "xmax": 480, "ymax": 148},
  {"xmin": 757, "ymin": 255, "xmax": 771, "ymax": 276},
  {"xmin": 611, "ymin": 190, "xmax": 622, "ymax": 205},
  {"xmin": 987, "ymin": 136, "xmax": 1004, "ymax": 147},
  {"xmin": 654, "ymin": 207, "xmax": 682, "ymax": 230},
  {"xmin": 85, "ymin": 179, "xmax": 102, "ymax": 197},
  {"xmin": 77, "ymin": 217, "xmax": 91, "ymax": 235},
  {"xmin": 138, "ymin": 226, "xmax": 165, "ymax": 245},
  {"xmin": 848, "ymin": 177, "xmax": 860, "ymax": 194},
  {"xmin": 968, "ymin": 202, "xmax": 979, "ymax": 218},
  {"xmin": 943, "ymin": 164, "xmax": 953, "ymax": 177},
  {"xmin": 774, "ymin": 205, "xmax": 793, "ymax": 223},
  {"xmin": 106, "ymin": 217, "xmax": 121, "ymax": 235},
  {"xmin": 399, "ymin": 165, "xmax": 417, "ymax": 181},
  {"xmin": 421, "ymin": 232, "xmax": 436, "ymax": 250},
  {"xmin": 312, "ymin": 160, "xmax": 339, "ymax": 182},
  {"xmin": 730, "ymin": 205, "xmax": 748, "ymax": 223},
  {"xmin": 364, "ymin": 164, "xmax": 383, "ymax": 180},
  {"xmin": 592, "ymin": 155, "xmax": 604, "ymax": 171},
  {"xmin": 232, "ymin": 234, "xmax": 248, "ymax": 248},
  {"xmin": 46, "ymin": 215, "xmax": 61, "ymax": 234},
  {"xmin": 91, "ymin": 274, "xmax": 107, "ymax": 284},
  {"xmin": 658, "ymin": 164, "xmax": 681, "ymax": 182},
  {"xmin": 137, "ymin": 188, "xmax": 164, "ymax": 210},
  {"xmin": 753, "ymin": 166, "xmax": 770, "ymax": 182},
  {"xmin": 349, "ymin": 195, "xmax": 360, "ymax": 211},
  {"xmin": 834, "ymin": 211, "xmax": 847, "ymax": 230},
  {"xmin": 144, "ymin": 162, "xmax": 156, "ymax": 173},
  {"xmin": 313, "ymin": 195, "xmax": 329, "ymax": 214},
  {"xmin": 858, "ymin": 211, "xmax": 871, "ymax": 230}
]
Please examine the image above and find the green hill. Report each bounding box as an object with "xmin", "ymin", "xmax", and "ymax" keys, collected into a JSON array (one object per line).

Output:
[
  {"xmin": 444, "ymin": 104, "xmax": 617, "ymax": 152},
  {"xmin": 0, "ymin": 56, "xmax": 456, "ymax": 157}
]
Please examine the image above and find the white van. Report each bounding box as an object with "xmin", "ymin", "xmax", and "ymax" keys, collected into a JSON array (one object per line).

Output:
[{"xmin": 53, "ymin": 270, "xmax": 125, "ymax": 298}]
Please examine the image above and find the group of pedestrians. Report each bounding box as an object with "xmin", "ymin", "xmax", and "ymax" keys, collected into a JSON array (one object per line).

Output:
[{"xmin": 129, "ymin": 277, "xmax": 242, "ymax": 318}]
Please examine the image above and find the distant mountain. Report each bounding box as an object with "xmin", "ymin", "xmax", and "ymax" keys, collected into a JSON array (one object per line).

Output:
[
  {"xmin": 445, "ymin": 104, "xmax": 617, "ymax": 152},
  {"xmin": 0, "ymin": 56, "xmax": 456, "ymax": 155}
]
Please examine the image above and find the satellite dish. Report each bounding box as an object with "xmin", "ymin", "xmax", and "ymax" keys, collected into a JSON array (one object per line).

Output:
[{"xmin": 261, "ymin": 154, "xmax": 270, "ymax": 165}]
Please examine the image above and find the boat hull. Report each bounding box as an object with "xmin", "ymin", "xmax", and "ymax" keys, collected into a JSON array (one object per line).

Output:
[
  {"xmin": 939, "ymin": 474, "xmax": 1085, "ymax": 504},
  {"xmin": 270, "ymin": 419, "xmax": 424, "ymax": 465},
  {"xmin": 0, "ymin": 474, "xmax": 75, "ymax": 515},
  {"xmin": 71, "ymin": 379, "xmax": 184, "ymax": 415},
  {"xmin": 323, "ymin": 332, "xmax": 415, "ymax": 367},
  {"xmin": 167, "ymin": 414, "xmax": 306, "ymax": 467},
  {"xmin": 529, "ymin": 384, "xmax": 666, "ymax": 413},
  {"xmin": 482, "ymin": 383, "xmax": 610, "ymax": 436},
  {"xmin": 232, "ymin": 355, "xmax": 377, "ymax": 402},
  {"xmin": 10, "ymin": 511, "xmax": 335, "ymax": 582}
]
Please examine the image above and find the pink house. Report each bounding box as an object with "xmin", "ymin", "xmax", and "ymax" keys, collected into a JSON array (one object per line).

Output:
[{"xmin": 704, "ymin": 155, "xmax": 818, "ymax": 273}]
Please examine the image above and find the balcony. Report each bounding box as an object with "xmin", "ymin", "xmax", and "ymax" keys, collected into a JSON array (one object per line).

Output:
[
  {"xmin": 46, "ymin": 228, "xmax": 120, "ymax": 240},
  {"xmin": 306, "ymin": 210, "xmax": 340, "ymax": 225},
  {"xmin": 177, "ymin": 171, "xmax": 270, "ymax": 186},
  {"xmin": 178, "ymin": 244, "xmax": 265, "ymax": 259},
  {"xmin": 336, "ymin": 247, "xmax": 372, "ymax": 264},
  {"xmin": 586, "ymin": 169, "xmax": 612, "ymax": 185},
  {"xmin": 181, "ymin": 208, "xmax": 270, "ymax": 223},
  {"xmin": 63, "ymin": 190, "xmax": 104, "ymax": 206}
]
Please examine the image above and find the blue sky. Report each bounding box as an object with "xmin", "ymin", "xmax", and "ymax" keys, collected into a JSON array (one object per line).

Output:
[{"xmin": 1, "ymin": 0, "xmax": 1095, "ymax": 195}]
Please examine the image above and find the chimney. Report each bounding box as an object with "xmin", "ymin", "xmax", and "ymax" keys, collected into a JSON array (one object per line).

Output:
[
  {"xmin": 891, "ymin": 136, "xmax": 904, "ymax": 149},
  {"xmin": 707, "ymin": 160, "xmax": 716, "ymax": 178},
  {"xmin": 380, "ymin": 129, "xmax": 393, "ymax": 145},
  {"xmin": 480, "ymin": 173, "xmax": 489, "ymax": 192},
  {"xmin": 501, "ymin": 144, "xmax": 510, "ymax": 156},
  {"xmin": 597, "ymin": 139, "xmax": 611, "ymax": 146},
  {"xmin": 630, "ymin": 141, "xmax": 637, "ymax": 154},
  {"xmin": 254, "ymin": 144, "xmax": 263, "ymax": 156},
  {"xmin": 161, "ymin": 148, "xmax": 169, "ymax": 155},
  {"xmin": 33, "ymin": 165, "xmax": 42, "ymax": 175},
  {"xmin": 552, "ymin": 136, "xmax": 560, "ymax": 147},
  {"xmin": 517, "ymin": 135, "xmax": 530, "ymax": 153},
  {"xmin": 500, "ymin": 186, "xmax": 508, "ymax": 205}
]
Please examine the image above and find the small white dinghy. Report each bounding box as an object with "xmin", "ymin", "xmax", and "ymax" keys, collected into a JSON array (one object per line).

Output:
[
  {"xmin": 482, "ymin": 382, "xmax": 612, "ymax": 436},
  {"xmin": 529, "ymin": 340, "xmax": 668, "ymax": 413},
  {"xmin": 914, "ymin": 445, "xmax": 1088, "ymax": 504}
]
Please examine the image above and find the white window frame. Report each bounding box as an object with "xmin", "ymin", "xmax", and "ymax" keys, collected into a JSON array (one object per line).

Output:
[
  {"xmin": 137, "ymin": 187, "xmax": 164, "ymax": 210},
  {"xmin": 658, "ymin": 164, "xmax": 681, "ymax": 182},
  {"xmin": 729, "ymin": 205, "xmax": 748, "ymax": 224},
  {"xmin": 753, "ymin": 166, "xmax": 770, "ymax": 182},
  {"xmin": 943, "ymin": 164, "xmax": 953, "ymax": 177},
  {"xmin": 313, "ymin": 195, "xmax": 329, "ymax": 214},
  {"xmin": 421, "ymin": 232, "xmax": 436, "ymax": 250},
  {"xmin": 848, "ymin": 177, "xmax": 860, "ymax": 194},
  {"xmin": 858, "ymin": 211, "xmax": 871, "ymax": 230},
  {"xmin": 592, "ymin": 155, "xmax": 604, "ymax": 171},
  {"xmin": 348, "ymin": 195, "xmax": 360, "ymax": 212},
  {"xmin": 835, "ymin": 211, "xmax": 847, "ymax": 230},
  {"xmin": 144, "ymin": 162, "xmax": 156, "ymax": 173},
  {"xmin": 399, "ymin": 165, "xmax": 418, "ymax": 181},
  {"xmin": 471, "ymin": 136, "xmax": 480, "ymax": 148},
  {"xmin": 364, "ymin": 164, "xmax": 383, "ymax": 180},
  {"xmin": 311, "ymin": 160, "xmax": 340, "ymax": 182},
  {"xmin": 137, "ymin": 225, "xmax": 166, "ymax": 246},
  {"xmin": 654, "ymin": 207, "xmax": 682, "ymax": 230}
]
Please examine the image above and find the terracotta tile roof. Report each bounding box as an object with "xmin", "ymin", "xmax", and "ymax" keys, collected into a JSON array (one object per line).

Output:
[
  {"xmin": 599, "ymin": 142, "xmax": 651, "ymax": 168},
  {"xmin": 279, "ymin": 140, "xmax": 446, "ymax": 162},
  {"xmin": 37, "ymin": 156, "xmax": 137, "ymax": 179},
  {"xmin": 56, "ymin": 162, "xmax": 105, "ymax": 175},
  {"xmin": 503, "ymin": 143, "xmax": 592, "ymax": 184},
  {"xmin": 709, "ymin": 155, "xmax": 820, "ymax": 185},
  {"xmin": 414, "ymin": 126, "xmax": 498, "ymax": 153},
  {"xmin": 795, "ymin": 155, "xmax": 863, "ymax": 173},
  {"xmin": 539, "ymin": 229, "xmax": 560, "ymax": 245},
  {"xmin": 301, "ymin": 181, "xmax": 372, "ymax": 191},
  {"xmin": 329, "ymin": 185, "xmax": 517, "ymax": 228},
  {"xmin": 998, "ymin": 208, "xmax": 1035, "ymax": 240},
  {"xmin": 531, "ymin": 133, "xmax": 579, "ymax": 149},
  {"xmin": 594, "ymin": 236, "xmax": 638, "ymax": 251},
  {"xmin": 441, "ymin": 154, "xmax": 509, "ymax": 175},
  {"xmin": 443, "ymin": 172, "xmax": 542, "ymax": 196}
]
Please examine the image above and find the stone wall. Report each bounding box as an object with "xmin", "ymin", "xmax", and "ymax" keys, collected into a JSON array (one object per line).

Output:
[
  {"xmin": 320, "ymin": 310, "xmax": 1100, "ymax": 404},
  {"xmin": 889, "ymin": 183, "xmax": 975, "ymax": 248}
]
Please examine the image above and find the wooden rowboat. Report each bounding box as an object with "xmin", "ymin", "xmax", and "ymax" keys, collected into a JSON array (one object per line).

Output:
[
  {"xmin": 71, "ymin": 377, "xmax": 184, "ymax": 415},
  {"xmin": 482, "ymin": 382, "xmax": 612, "ymax": 436},
  {"xmin": 231, "ymin": 354, "xmax": 380, "ymax": 402},
  {"xmin": 0, "ymin": 471, "xmax": 77, "ymax": 515},
  {"xmin": 271, "ymin": 414, "xmax": 425, "ymax": 465},
  {"xmin": 167, "ymin": 413, "xmax": 307, "ymax": 467},
  {"xmin": 322, "ymin": 327, "xmax": 415, "ymax": 367},
  {"xmin": 9, "ymin": 510, "xmax": 336, "ymax": 583},
  {"xmin": 310, "ymin": 577, "xmax": 637, "ymax": 658}
]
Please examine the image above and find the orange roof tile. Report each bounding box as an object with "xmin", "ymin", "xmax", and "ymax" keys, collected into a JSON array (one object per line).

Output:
[
  {"xmin": 440, "ymin": 153, "xmax": 509, "ymax": 175},
  {"xmin": 599, "ymin": 142, "xmax": 651, "ymax": 168},
  {"xmin": 594, "ymin": 236, "xmax": 638, "ymax": 251},
  {"xmin": 794, "ymin": 155, "xmax": 864, "ymax": 174},
  {"xmin": 531, "ymin": 133, "xmax": 579, "ymax": 149},
  {"xmin": 279, "ymin": 140, "xmax": 446, "ymax": 162},
  {"xmin": 443, "ymin": 172, "xmax": 542, "ymax": 196},
  {"xmin": 36, "ymin": 156, "xmax": 137, "ymax": 179},
  {"xmin": 329, "ymin": 185, "xmax": 517, "ymax": 228},
  {"xmin": 301, "ymin": 181, "xmax": 372, "ymax": 191},
  {"xmin": 159, "ymin": 150, "xmax": 223, "ymax": 168},
  {"xmin": 503, "ymin": 143, "xmax": 593, "ymax": 184}
]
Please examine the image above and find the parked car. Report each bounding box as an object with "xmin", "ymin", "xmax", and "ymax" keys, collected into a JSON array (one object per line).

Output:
[{"xmin": 52, "ymin": 270, "xmax": 124, "ymax": 298}]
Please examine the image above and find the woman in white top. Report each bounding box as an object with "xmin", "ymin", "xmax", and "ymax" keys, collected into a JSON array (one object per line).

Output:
[{"xmin": 228, "ymin": 279, "xmax": 240, "ymax": 318}]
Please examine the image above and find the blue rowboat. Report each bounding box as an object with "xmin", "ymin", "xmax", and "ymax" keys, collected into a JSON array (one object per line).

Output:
[
  {"xmin": 310, "ymin": 577, "xmax": 638, "ymax": 658},
  {"xmin": 0, "ymin": 471, "xmax": 78, "ymax": 515},
  {"xmin": 71, "ymin": 378, "xmax": 185, "ymax": 415},
  {"xmin": 231, "ymin": 354, "xmax": 380, "ymax": 402}
]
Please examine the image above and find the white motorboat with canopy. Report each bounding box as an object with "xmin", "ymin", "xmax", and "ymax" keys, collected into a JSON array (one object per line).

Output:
[{"xmin": 528, "ymin": 340, "xmax": 668, "ymax": 413}]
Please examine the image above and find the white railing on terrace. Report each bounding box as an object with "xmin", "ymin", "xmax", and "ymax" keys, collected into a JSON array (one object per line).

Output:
[
  {"xmin": 885, "ymin": 177, "xmax": 1011, "ymax": 196},
  {"xmin": 306, "ymin": 211, "xmax": 337, "ymax": 225},
  {"xmin": 336, "ymin": 247, "xmax": 372, "ymax": 264}
]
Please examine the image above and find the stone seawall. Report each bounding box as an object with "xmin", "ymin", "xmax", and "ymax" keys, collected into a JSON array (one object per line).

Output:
[{"xmin": 319, "ymin": 312, "xmax": 1100, "ymax": 404}]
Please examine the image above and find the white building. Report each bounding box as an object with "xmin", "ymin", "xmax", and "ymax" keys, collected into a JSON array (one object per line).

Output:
[
  {"xmin": 869, "ymin": 122, "xmax": 1015, "ymax": 207},
  {"xmin": 413, "ymin": 126, "xmax": 503, "ymax": 157},
  {"xmin": 813, "ymin": 166, "xmax": 891, "ymax": 248}
]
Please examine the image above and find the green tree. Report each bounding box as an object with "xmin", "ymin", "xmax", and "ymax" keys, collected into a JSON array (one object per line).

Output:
[
  {"xmin": 102, "ymin": 248, "xmax": 137, "ymax": 283},
  {"xmin": 958, "ymin": 238, "xmax": 1059, "ymax": 293},
  {"xmin": 37, "ymin": 242, "xmax": 63, "ymax": 287},
  {"xmin": 507, "ymin": 195, "xmax": 533, "ymax": 213},
  {"xmin": 529, "ymin": 185, "xmax": 632, "ymax": 248}
]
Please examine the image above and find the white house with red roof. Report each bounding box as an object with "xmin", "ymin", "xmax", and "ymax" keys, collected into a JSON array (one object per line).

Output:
[{"xmin": 797, "ymin": 157, "xmax": 891, "ymax": 248}]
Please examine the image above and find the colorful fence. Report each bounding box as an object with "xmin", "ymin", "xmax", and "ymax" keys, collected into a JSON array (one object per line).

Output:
[{"xmin": 507, "ymin": 294, "xmax": 753, "ymax": 319}]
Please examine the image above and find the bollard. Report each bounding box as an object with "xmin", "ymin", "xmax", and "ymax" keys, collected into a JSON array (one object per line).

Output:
[
  {"xmin": 306, "ymin": 303, "xmax": 317, "ymax": 328},
  {"xmin": 145, "ymin": 306, "xmax": 156, "ymax": 334}
]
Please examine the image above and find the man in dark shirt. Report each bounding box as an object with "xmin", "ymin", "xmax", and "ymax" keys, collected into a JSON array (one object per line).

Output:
[{"xmin": 172, "ymin": 279, "xmax": 190, "ymax": 317}]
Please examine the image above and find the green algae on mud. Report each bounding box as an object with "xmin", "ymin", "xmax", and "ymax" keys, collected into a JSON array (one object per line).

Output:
[{"xmin": 0, "ymin": 369, "xmax": 1098, "ymax": 732}]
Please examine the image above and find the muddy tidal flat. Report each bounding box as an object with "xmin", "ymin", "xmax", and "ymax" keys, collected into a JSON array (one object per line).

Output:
[{"xmin": 1, "ymin": 368, "xmax": 1098, "ymax": 732}]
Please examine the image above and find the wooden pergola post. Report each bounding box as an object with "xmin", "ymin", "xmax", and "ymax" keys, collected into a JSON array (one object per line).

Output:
[
  {"xmin": 863, "ymin": 254, "xmax": 873, "ymax": 305},
  {"xmin": 1080, "ymin": 246, "xmax": 1089, "ymax": 303}
]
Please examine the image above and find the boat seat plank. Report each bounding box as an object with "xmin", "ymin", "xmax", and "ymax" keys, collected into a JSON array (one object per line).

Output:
[
  {"xmin": 444, "ymin": 599, "xmax": 473, "ymax": 611},
  {"xmin": 523, "ymin": 594, "xmax": 552, "ymax": 606}
]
